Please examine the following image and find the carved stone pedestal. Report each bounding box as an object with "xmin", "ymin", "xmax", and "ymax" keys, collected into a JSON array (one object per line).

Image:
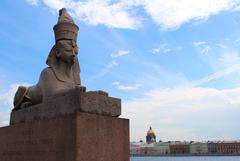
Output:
[
  {"xmin": 10, "ymin": 89, "xmax": 121, "ymax": 125},
  {"xmin": 0, "ymin": 112, "xmax": 129, "ymax": 161}
]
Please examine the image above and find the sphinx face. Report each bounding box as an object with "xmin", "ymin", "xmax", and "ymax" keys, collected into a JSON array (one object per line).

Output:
[
  {"xmin": 60, "ymin": 46, "xmax": 76, "ymax": 64},
  {"xmin": 57, "ymin": 40, "xmax": 77, "ymax": 64}
]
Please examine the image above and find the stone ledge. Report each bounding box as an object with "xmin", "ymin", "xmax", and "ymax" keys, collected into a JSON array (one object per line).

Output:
[{"xmin": 10, "ymin": 89, "xmax": 121, "ymax": 125}]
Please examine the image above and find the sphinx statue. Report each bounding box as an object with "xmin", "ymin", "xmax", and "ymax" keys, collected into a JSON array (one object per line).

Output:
[{"xmin": 13, "ymin": 8, "xmax": 83, "ymax": 110}]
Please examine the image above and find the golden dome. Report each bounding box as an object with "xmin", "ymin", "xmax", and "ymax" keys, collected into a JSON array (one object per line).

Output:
[{"xmin": 147, "ymin": 127, "xmax": 155, "ymax": 136}]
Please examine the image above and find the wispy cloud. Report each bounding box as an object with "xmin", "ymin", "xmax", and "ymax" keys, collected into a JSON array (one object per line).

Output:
[
  {"xmin": 86, "ymin": 60, "xmax": 118, "ymax": 83},
  {"xmin": 162, "ymin": 48, "xmax": 171, "ymax": 53},
  {"xmin": 188, "ymin": 51, "xmax": 240, "ymax": 87},
  {"xmin": 235, "ymin": 39, "xmax": 240, "ymax": 45},
  {"xmin": 86, "ymin": 49, "xmax": 129, "ymax": 83},
  {"xmin": 191, "ymin": 63, "xmax": 240, "ymax": 86},
  {"xmin": 111, "ymin": 50, "xmax": 129, "ymax": 58},
  {"xmin": 152, "ymin": 43, "xmax": 171, "ymax": 54},
  {"xmin": 152, "ymin": 48, "xmax": 160, "ymax": 53},
  {"xmin": 85, "ymin": 49, "xmax": 131, "ymax": 83},
  {"xmin": 193, "ymin": 41, "xmax": 207, "ymax": 47},
  {"xmin": 26, "ymin": 0, "xmax": 38, "ymax": 6},
  {"xmin": 215, "ymin": 43, "xmax": 228, "ymax": 49},
  {"xmin": 215, "ymin": 52, "xmax": 240, "ymax": 69},
  {"xmin": 193, "ymin": 41, "xmax": 211, "ymax": 55},
  {"xmin": 113, "ymin": 81, "xmax": 142, "ymax": 91},
  {"xmin": 200, "ymin": 46, "xmax": 211, "ymax": 55}
]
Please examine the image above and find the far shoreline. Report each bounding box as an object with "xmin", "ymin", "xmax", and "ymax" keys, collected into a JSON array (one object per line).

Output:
[{"xmin": 131, "ymin": 154, "xmax": 240, "ymax": 157}]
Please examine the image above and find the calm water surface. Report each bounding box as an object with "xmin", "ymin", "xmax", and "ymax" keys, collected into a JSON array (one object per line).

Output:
[{"xmin": 130, "ymin": 156, "xmax": 240, "ymax": 161}]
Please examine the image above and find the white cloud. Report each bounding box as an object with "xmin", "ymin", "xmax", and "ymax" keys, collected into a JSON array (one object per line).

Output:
[
  {"xmin": 193, "ymin": 41, "xmax": 211, "ymax": 54},
  {"xmin": 152, "ymin": 48, "xmax": 160, "ymax": 53},
  {"xmin": 0, "ymin": 83, "xmax": 30, "ymax": 127},
  {"xmin": 113, "ymin": 81, "xmax": 142, "ymax": 91},
  {"xmin": 0, "ymin": 84, "xmax": 19, "ymax": 108},
  {"xmin": 233, "ymin": 3, "xmax": 240, "ymax": 10},
  {"xmin": 118, "ymin": 84, "xmax": 142, "ymax": 91},
  {"xmin": 113, "ymin": 81, "xmax": 120, "ymax": 85},
  {"xmin": 159, "ymin": 43, "xmax": 168, "ymax": 48},
  {"xmin": 0, "ymin": 120, "xmax": 9, "ymax": 127},
  {"xmin": 119, "ymin": 51, "xmax": 240, "ymax": 141},
  {"xmin": 142, "ymin": 0, "xmax": 240, "ymax": 30},
  {"xmin": 42, "ymin": 0, "xmax": 141, "ymax": 29},
  {"xmin": 200, "ymin": 45, "xmax": 211, "ymax": 55},
  {"xmin": 0, "ymin": 83, "xmax": 31, "ymax": 108},
  {"xmin": 28, "ymin": 0, "xmax": 240, "ymax": 30},
  {"xmin": 122, "ymin": 86, "xmax": 240, "ymax": 141},
  {"xmin": 26, "ymin": 0, "xmax": 39, "ymax": 6},
  {"xmin": 42, "ymin": 0, "xmax": 67, "ymax": 9},
  {"xmin": 152, "ymin": 43, "xmax": 171, "ymax": 54},
  {"xmin": 111, "ymin": 59, "xmax": 118, "ymax": 66},
  {"xmin": 193, "ymin": 41, "xmax": 207, "ymax": 47},
  {"xmin": 162, "ymin": 48, "xmax": 171, "ymax": 53},
  {"xmin": 111, "ymin": 50, "xmax": 129, "ymax": 58}
]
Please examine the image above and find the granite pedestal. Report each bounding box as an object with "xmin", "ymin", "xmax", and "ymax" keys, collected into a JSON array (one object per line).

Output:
[
  {"xmin": 0, "ymin": 112, "xmax": 129, "ymax": 161},
  {"xmin": 10, "ymin": 88, "xmax": 121, "ymax": 125}
]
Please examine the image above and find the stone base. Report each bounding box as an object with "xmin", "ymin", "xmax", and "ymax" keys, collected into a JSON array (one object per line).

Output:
[
  {"xmin": 0, "ymin": 112, "xmax": 129, "ymax": 161},
  {"xmin": 10, "ymin": 88, "xmax": 121, "ymax": 125}
]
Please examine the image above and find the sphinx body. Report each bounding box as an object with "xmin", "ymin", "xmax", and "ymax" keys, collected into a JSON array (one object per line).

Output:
[{"xmin": 13, "ymin": 9, "xmax": 82, "ymax": 110}]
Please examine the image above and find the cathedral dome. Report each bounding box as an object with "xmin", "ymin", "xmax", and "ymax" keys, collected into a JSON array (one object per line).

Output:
[
  {"xmin": 146, "ymin": 126, "xmax": 156, "ymax": 144},
  {"xmin": 147, "ymin": 127, "xmax": 155, "ymax": 136}
]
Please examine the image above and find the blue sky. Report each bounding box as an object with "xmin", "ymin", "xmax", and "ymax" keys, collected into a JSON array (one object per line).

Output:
[{"xmin": 1, "ymin": 0, "xmax": 240, "ymax": 142}]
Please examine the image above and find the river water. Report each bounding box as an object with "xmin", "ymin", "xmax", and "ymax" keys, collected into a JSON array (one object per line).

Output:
[{"xmin": 130, "ymin": 156, "xmax": 240, "ymax": 161}]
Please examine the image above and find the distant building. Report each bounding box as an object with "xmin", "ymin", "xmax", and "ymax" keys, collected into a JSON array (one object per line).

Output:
[
  {"xmin": 130, "ymin": 143, "xmax": 157, "ymax": 155},
  {"xmin": 190, "ymin": 142, "xmax": 208, "ymax": 154},
  {"xmin": 130, "ymin": 141, "xmax": 146, "ymax": 155},
  {"xmin": 217, "ymin": 142, "xmax": 240, "ymax": 154},
  {"xmin": 130, "ymin": 127, "xmax": 240, "ymax": 156},
  {"xmin": 139, "ymin": 147, "xmax": 156, "ymax": 155},
  {"xmin": 154, "ymin": 142, "xmax": 170, "ymax": 154},
  {"xmin": 207, "ymin": 141, "xmax": 217, "ymax": 154},
  {"xmin": 170, "ymin": 142, "xmax": 190, "ymax": 154},
  {"xmin": 146, "ymin": 127, "xmax": 156, "ymax": 144}
]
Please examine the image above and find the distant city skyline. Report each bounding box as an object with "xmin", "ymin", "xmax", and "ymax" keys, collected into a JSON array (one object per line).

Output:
[{"xmin": 1, "ymin": 0, "xmax": 240, "ymax": 141}]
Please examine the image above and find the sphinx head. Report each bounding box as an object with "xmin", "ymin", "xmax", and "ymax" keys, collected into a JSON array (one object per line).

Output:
[{"xmin": 47, "ymin": 40, "xmax": 78, "ymax": 65}]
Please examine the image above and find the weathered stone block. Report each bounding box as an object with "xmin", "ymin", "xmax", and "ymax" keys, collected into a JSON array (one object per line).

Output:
[
  {"xmin": 0, "ymin": 112, "xmax": 129, "ymax": 161},
  {"xmin": 10, "ymin": 89, "xmax": 121, "ymax": 125}
]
